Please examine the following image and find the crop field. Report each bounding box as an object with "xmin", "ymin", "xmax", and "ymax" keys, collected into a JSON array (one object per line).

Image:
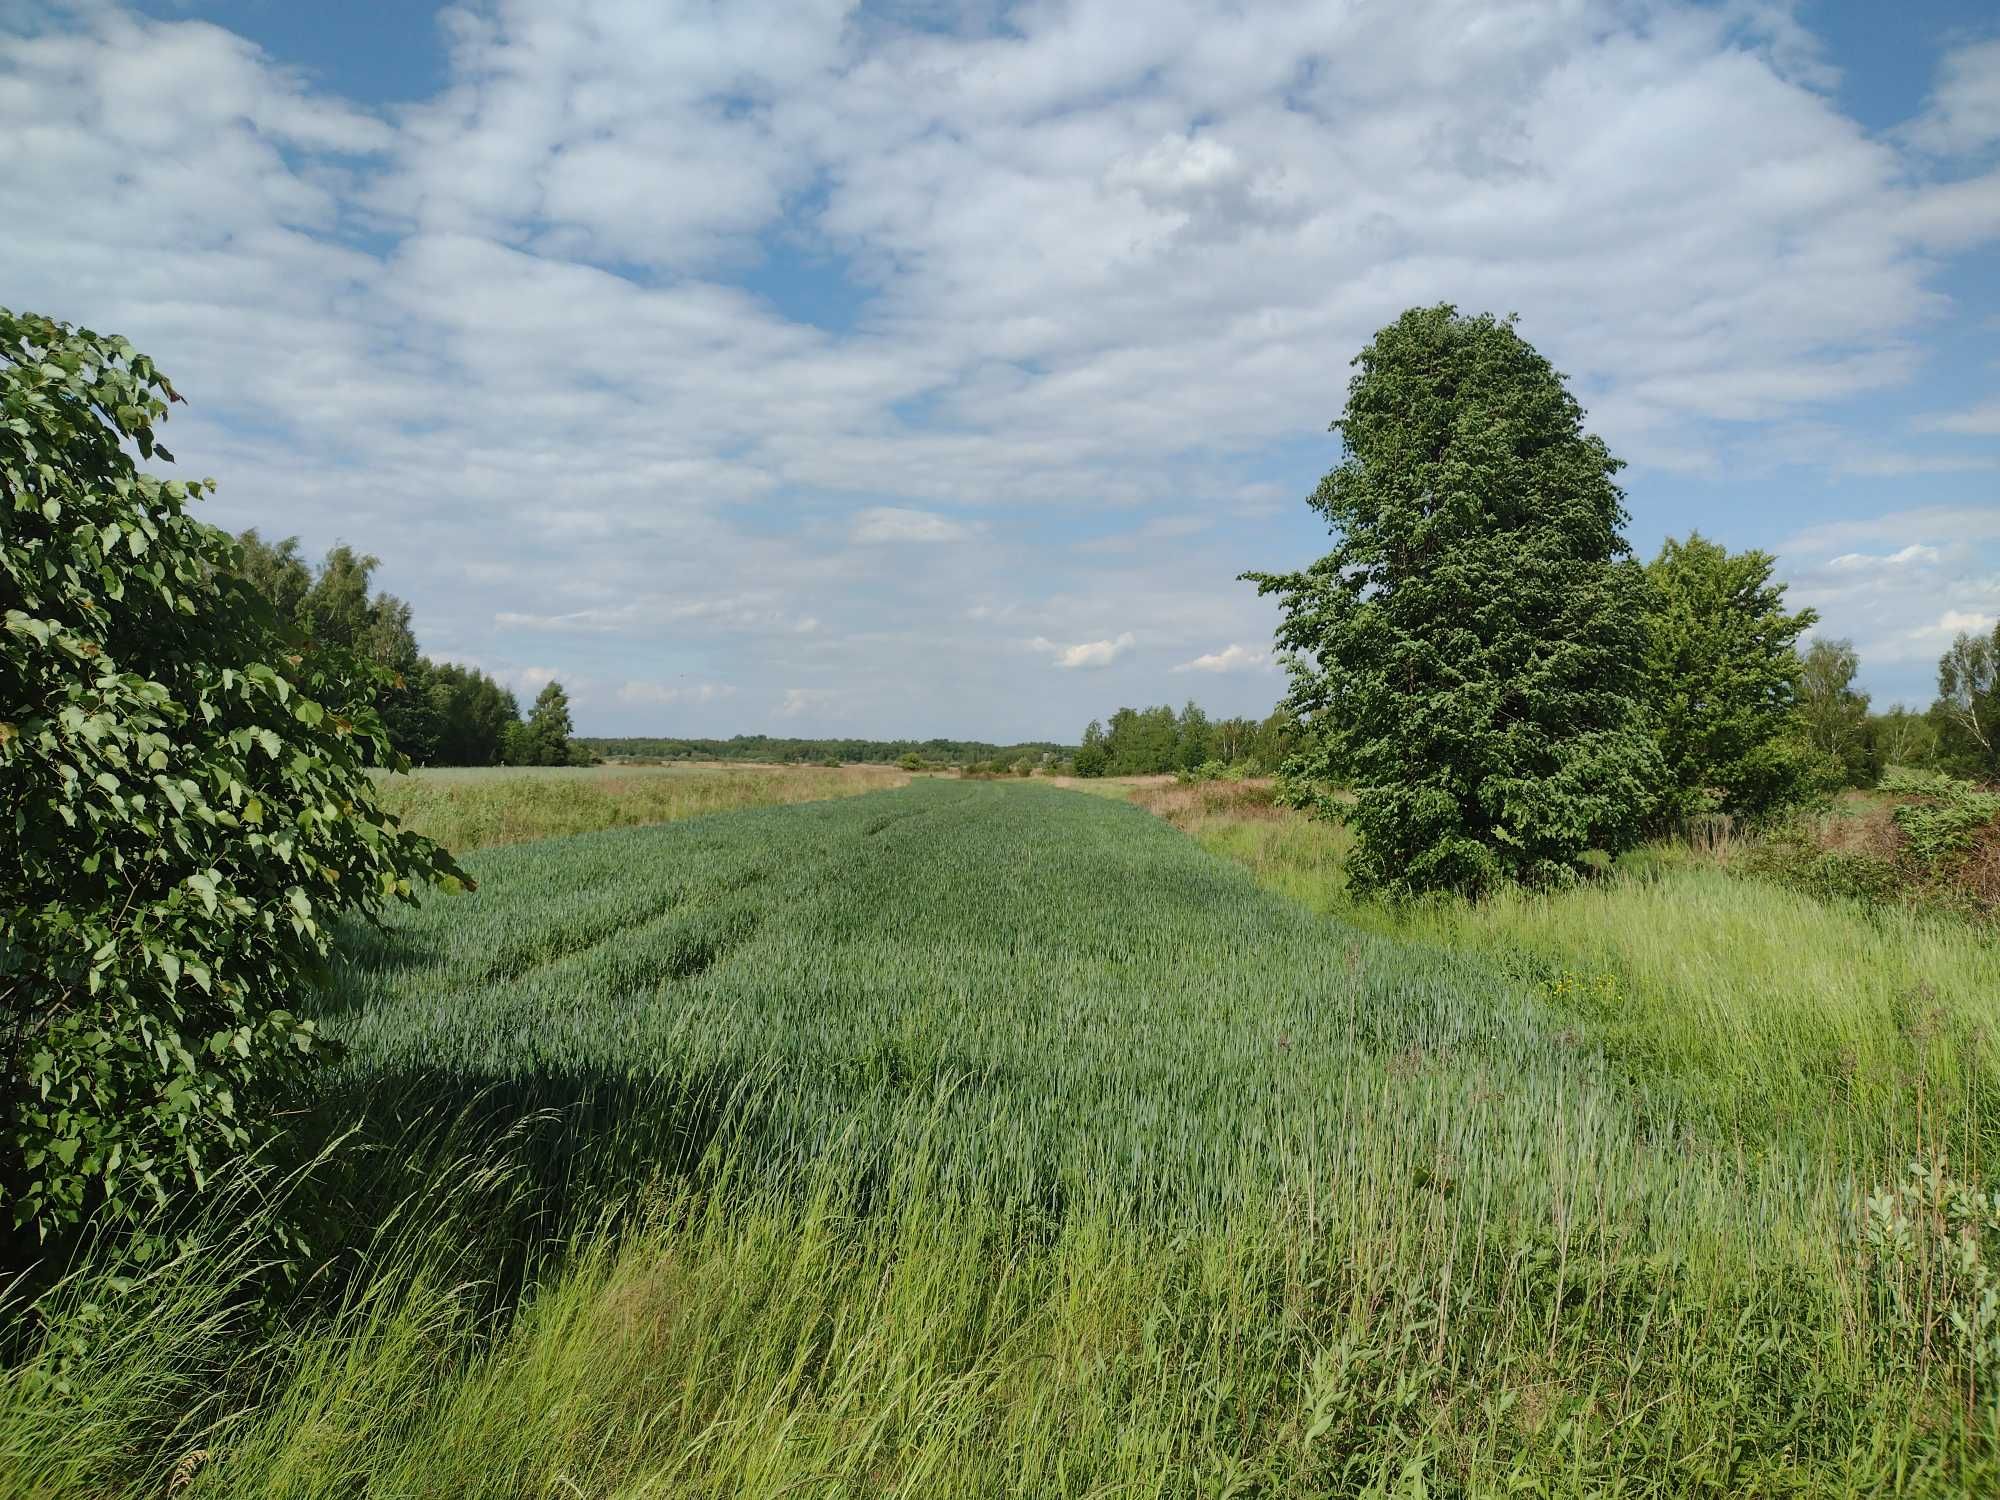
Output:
[{"xmin": 14, "ymin": 780, "xmax": 2000, "ymax": 1495}]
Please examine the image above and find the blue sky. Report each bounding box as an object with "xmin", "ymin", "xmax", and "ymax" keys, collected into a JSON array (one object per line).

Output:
[{"xmin": 4, "ymin": 0, "xmax": 1997, "ymax": 739}]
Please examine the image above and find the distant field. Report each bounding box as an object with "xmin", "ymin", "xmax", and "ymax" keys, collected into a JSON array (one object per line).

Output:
[
  {"xmin": 21, "ymin": 778, "xmax": 1996, "ymax": 1495},
  {"xmin": 373, "ymin": 760, "xmax": 907, "ymax": 851}
]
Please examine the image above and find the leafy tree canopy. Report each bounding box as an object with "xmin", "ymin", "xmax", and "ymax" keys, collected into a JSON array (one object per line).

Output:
[
  {"xmin": 1936, "ymin": 623, "xmax": 1999, "ymax": 779},
  {"xmin": 1796, "ymin": 637, "xmax": 1873, "ymax": 789},
  {"xmin": 1246, "ymin": 304, "xmax": 1662, "ymax": 897},
  {"xmin": 234, "ymin": 533, "xmax": 522, "ymax": 768},
  {"xmin": 1641, "ymin": 533, "xmax": 1817, "ymax": 822},
  {"xmin": 522, "ymin": 680, "xmax": 577, "ymax": 766},
  {"xmin": 1, "ymin": 309, "xmax": 466, "ymax": 1249}
]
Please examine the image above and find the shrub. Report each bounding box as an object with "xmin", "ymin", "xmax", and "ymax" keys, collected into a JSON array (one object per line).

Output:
[
  {"xmin": 0, "ymin": 309, "xmax": 466, "ymax": 1250},
  {"xmin": 1071, "ymin": 742, "xmax": 1108, "ymax": 778},
  {"xmin": 1880, "ymin": 767, "xmax": 2000, "ymax": 867},
  {"xmin": 1174, "ymin": 759, "xmax": 1228, "ymax": 786}
]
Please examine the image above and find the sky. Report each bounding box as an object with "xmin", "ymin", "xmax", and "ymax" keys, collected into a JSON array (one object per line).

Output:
[{"xmin": 2, "ymin": 0, "xmax": 1996, "ymax": 740}]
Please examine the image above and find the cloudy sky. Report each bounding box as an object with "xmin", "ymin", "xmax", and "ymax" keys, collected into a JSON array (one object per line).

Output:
[{"xmin": 3, "ymin": 0, "xmax": 1996, "ymax": 739}]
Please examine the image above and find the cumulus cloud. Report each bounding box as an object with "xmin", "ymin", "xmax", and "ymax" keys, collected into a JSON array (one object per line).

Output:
[
  {"xmin": 850, "ymin": 507, "xmax": 979, "ymax": 544},
  {"xmin": 1172, "ymin": 644, "xmax": 1274, "ymax": 673},
  {"xmin": 1911, "ymin": 610, "xmax": 1997, "ymax": 641},
  {"xmin": 4, "ymin": 2, "xmax": 1998, "ymax": 732},
  {"xmin": 1902, "ymin": 39, "xmax": 2000, "ymax": 157},
  {"xmin": 1030, "ymin": 632, "xmax": 1137, "ymax": 670},
  {"xmin": 1779, "ymin": 509, "xmax": 2000, "ymax": 701}
]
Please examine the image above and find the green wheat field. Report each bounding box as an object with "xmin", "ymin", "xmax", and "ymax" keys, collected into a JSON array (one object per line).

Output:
[{"xmin": 12, "ymin": 775, "xmax": 2000, "ymax": 1497}]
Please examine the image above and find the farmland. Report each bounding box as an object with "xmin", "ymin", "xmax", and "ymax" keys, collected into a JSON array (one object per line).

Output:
[
  {"xmin": 371, "ymin": 760, "xmax": 910, "ymax": 850},
  {"xmin": 12, "ymin": 777, "xmax": 2000, "ymax": 1495}
]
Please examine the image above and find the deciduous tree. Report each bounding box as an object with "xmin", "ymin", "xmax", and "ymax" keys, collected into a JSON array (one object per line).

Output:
[
  {"xmin": 1936, "ymin": 624, "xmax": 1998, "ymax": 778},
  {"xmin": 525, "ymin": 680, "xmax": 576, "ymax": 766},
  {"xmin": 1640, "ymin": 533, "xmax": 1816, "ymax": 821},
  {"xmin": 1796, "ymin": 637, "xmax": 1872, "ymax": 787},
  {"xmin": 1246, "ymin": 305, "xmax": 1662, "ymax": 896},
  {"xmin": 1, "ymin": 309, "xmax": 465, "ymax": 1248}
]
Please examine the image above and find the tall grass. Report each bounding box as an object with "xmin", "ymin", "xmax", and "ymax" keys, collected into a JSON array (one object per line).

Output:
[
  {"xmin": 372, "ymin": 762, "xmax": 906, "ymax": 851},
  {"xmin": 6, "ymin": 780, "xmax": 1996, "ymax": 1494},
  {"xmin": 1130, "ymin": 780, "xmax": 2000, "ymax": 1169}
]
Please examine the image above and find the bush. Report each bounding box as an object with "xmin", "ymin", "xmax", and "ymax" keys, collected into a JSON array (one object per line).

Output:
[
  {"xmin": 0, "ymin": 309, "xmax": 466, "ymax": 1251},
  {"xmin": 1174, "ymin": 759, "xmax": 1228, "ymax": 786},
  {"xmin": 1880, "ymin": 767, "xmax": 2000, "ymax": 867}
]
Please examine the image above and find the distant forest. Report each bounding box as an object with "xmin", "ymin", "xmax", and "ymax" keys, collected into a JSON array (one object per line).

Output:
[{"xmin": 578, "ymin": 735, "xmax": 1074, "ymax": 767}]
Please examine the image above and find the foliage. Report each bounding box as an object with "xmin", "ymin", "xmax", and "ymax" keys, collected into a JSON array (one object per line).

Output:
[
  {"xmin": 1935, "ymin": 622, "xmax": 1999, "ymax": 779},
  {"xmin": 1071, "ymin": 702, "xmax": 1290, "ymax": 777},
  {"xmin": 1869, "ymin": 706, "xmax": 1941, "ymax": 774},
  {"xmin": 1863, "ymin": 1159, "xmax": 2000, "ymax": 1396},
  {"xmin": 516, "ymin": 681, "xmax": 575, "ymax": 767},
  {"xmin": 1796, "ymin": 637, "xmax": 1874, "ymax": 789},
  {"xmin": 1738, "ymin": 826, "xmax": 1908, "ymax": 909},
  {"xmin": 1071, "ymin": 721, "xmax": 1109, "ymax": 777},
  {"xmin": 234, "ymin": 531, "xmax": 524, "ymax": 768},
  {"xmin": 1880, "ymin": 767, "xmax": 2000, "ymax": 866},
  {"xmin": 1640, "ymin": 532, "xmax": 1817, "ymax": 822},
  {"xmin": 425, "ymin": 661, "xmax": 520, "ymax": 767},
  {"xmin": 1247, "ymin": 304, "xmax": 1663, "ymax": 897},
  {"xmin": 580, "ymin": 733, "xmax": 1071, "ymax": 767},
  {"xmin": 0, "ymin": 308, "xmax": 466, "ymax": 1247}
]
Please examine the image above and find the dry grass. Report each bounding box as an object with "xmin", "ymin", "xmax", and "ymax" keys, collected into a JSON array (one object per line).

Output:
[{"xmin": 374, "ymin": 762, "xmax": 907, "ymax": 852}]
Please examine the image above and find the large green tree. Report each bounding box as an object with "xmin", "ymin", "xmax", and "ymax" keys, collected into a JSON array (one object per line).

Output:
[
  {"xmin": 1, "ymin": 310, "xmax": 466, "ymax": 1247},
  {"xmin": 522, "ymin": 679, "xmax": 576, "ymax": 766},
  {"xmin": 1640, "ymin": 533, "xmax": 1817, "ymax": 822},
  {"xmin": 1247, "ymin": 305, "xmax": 1662, "ymax": 897}
]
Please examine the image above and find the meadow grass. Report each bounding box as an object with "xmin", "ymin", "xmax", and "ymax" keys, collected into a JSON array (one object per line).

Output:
[
  {"xmin": 1130, "ymin": 780, "xmax": 2000, "ymax": 1170},
  {"xmin": 6, "ymin": 780, "xmax": 1997, "ymax": 1495},
  {"xmin": 371, "ymin": 761, "xmax": 906, "ymax": 851}
]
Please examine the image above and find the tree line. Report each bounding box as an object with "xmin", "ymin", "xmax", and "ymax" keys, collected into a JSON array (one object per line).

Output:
[
  {"xmin": 581, "ymin": 734, "xmax": 1070, "ymax": 767},
  {"xmin": 1793, "ymin": 630, "xmax": 1999, "ymax": 789},
  {"xmin": 235, "ymin": 533, "xmax": 582, "ymax": 767},
  {"xmin": 1070, "ymin": 704, "xmax": 1296, "ymax": 778}
]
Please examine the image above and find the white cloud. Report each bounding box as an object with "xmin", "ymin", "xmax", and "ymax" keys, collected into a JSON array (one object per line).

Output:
[
  {"xmin": 850, "ymin": 507, "xmax": 979, "ymax": 544},
  {"xmin": 1029, "ymin": 632, "xmax": 1137, "ymax": 670},
  {"xmin": 617, "ymin": 680, "xmax": 736, "ymax": 706},
  {"xmin": 1827, "ymin": 544, "xmax": 1943, "ymax": 572},
  {"xmin": 1913, "ymin": 399, "xmax": 2000, "ymax": 437},
  {"xmin": 4, "ymin": 3, "xmax": 1999, "ymax": 734},
  {"xmin": 1902, "ymin": 38, "xmax": 2000, "ymax": 157},
  {"xmin": 1779, "ymin": 508, "xmax": 2000, "ymax": 699},
  {"xmin": 1909, "ymin": 610, "xmax": 1996, "ymax": 642},
  {"xmin": 1172, "ymin": 643, "xmax": 1275, "ymax": 674}
]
